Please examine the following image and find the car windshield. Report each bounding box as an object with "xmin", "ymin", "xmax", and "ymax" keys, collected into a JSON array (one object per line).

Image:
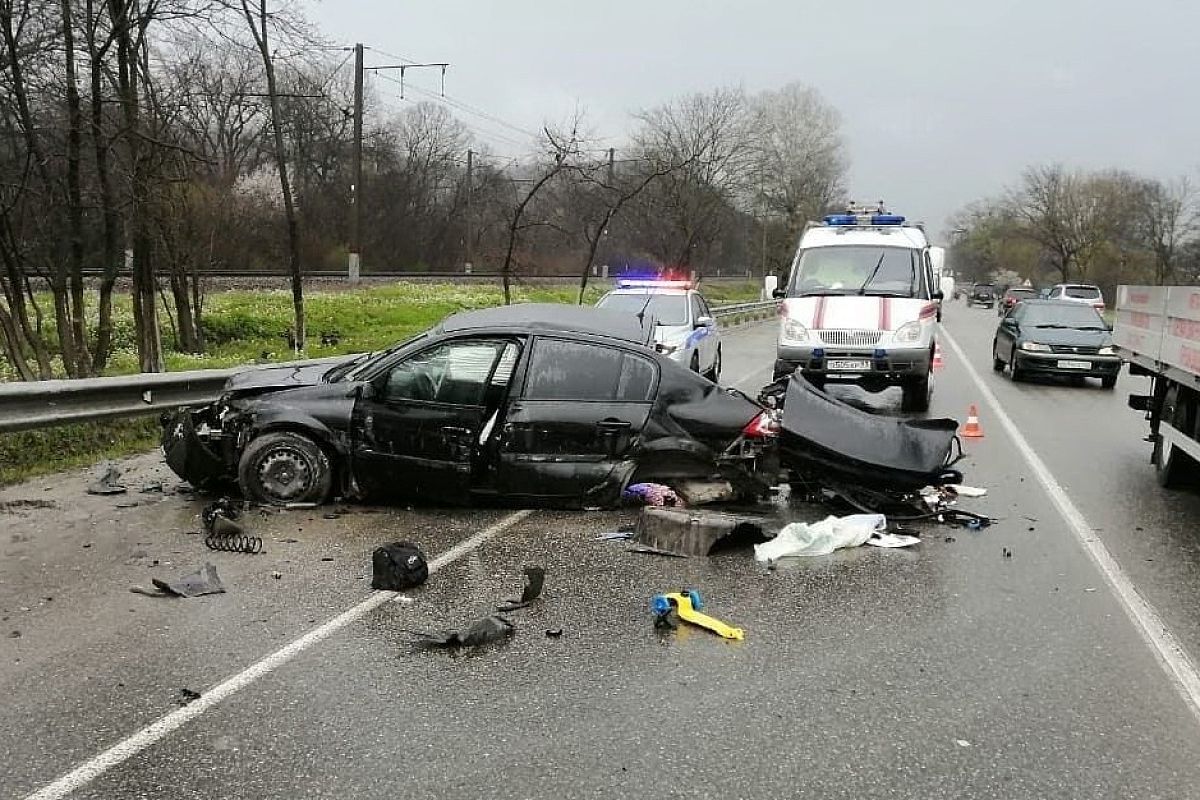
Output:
[
  {"xmin": 1064, "ymin": 285, "xmax": 1102, "ymax": 299},
  {"xmin": 1024, "ymin": 304, "xmax": 1107, "ymax": 329},
  {"xmin": 788, "ymin": 246, "xmax": 917, "ymax": 297},
  {"xmin": 597, "ymin": 293, "xmax": 688, "ymax": 325},
  {"xmin": 325, "ymin": 332, "xmax": 429, "ymax": 382}
]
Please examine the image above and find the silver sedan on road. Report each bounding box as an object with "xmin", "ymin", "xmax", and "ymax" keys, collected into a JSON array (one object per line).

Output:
[{"xmin": 596, "ymin": 279, "xmax": 722, "ymax": 381}]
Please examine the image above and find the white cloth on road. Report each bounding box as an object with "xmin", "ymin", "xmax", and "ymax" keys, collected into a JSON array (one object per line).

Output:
[
  {"xmin": 753, "ymin": 514, "xmax": 886, "ymax": 561},
  {"xmin": 865, "ymin": 532, "xmax": 921, "ymax": 549}
]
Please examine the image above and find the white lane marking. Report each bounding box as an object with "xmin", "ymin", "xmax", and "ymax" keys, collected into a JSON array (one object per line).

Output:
[
  {"xmin": 24, "ymin": 509, "xmax": 534, "ymax": 800},
  {"xmin": 941, "ymin": 328, "xmax": 1200, "ymax": 722},
  {"xmin": 728, "ymin": 363, "xmax": 773, "ymax": 391}
]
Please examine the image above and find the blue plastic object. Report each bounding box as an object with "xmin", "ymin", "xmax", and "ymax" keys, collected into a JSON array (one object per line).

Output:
[
  {"xmin": 651, "ymin": 594, "xmax": 672, "ymax": 615},
  {"xmin": 871, "ymin": 214, "xmax": 906, "ymax": 225},
  {"xmin": 873, "ymin": 348, "xmax": 887, "ymax": 359},
  {"xmin": 686, "ymin": 589, "xmax": 704, "ymax": 610},
  {"xmin": 823, "ymin": 214, "xmax": 857, "ymax": 226}
]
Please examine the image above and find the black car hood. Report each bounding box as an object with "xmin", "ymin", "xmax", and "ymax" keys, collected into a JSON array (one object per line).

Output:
[
  {"xmin": 1022, "ymin": 327, "xmax": 1110, "ymax": 348},
  {"xmin": 224, "ymin": 360, "xmax": 349, "ymax": 396}
]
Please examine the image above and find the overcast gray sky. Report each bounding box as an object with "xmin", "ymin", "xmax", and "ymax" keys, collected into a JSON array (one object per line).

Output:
[{"xmin": 307, "ymin": 0, "xmax": 1199, "ymax": 239}]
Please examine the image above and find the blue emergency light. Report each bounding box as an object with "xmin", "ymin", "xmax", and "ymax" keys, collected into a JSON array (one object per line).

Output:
[{"xmin": 823, "ymin": 213, "xmax": 906, "ymax": 227}]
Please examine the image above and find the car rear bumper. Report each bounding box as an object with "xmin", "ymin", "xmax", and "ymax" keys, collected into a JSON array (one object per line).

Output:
[{"xmin": 1014, "ymin": 351, "xmax": 1122, "ymax": 378}]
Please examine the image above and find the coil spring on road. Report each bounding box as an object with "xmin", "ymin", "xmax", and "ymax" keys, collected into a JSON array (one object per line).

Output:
[{"xmin": 204, "ymin": 530, "xmax": 263, "ymax": 554}]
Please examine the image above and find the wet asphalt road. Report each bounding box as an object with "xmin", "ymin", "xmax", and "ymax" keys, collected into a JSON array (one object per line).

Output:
[{"xmin": 5, "ymin": 309, "xmax": 1200, "ymax": 798}]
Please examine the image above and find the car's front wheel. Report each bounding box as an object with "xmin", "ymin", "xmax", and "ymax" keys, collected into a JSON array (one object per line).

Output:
[
  {"xmin": 1101, "ymin": 374, "xmax": 1117, "ymax": 389},
  {"xmin": 1009, "ymin": 351, "xmax": 1024, "ymax": 382},
  {"xmin": 706, "ymin": 347, "xmax": 722, "ymax": 382},
  {"xmin": 238, "ymin": 431, "xmax": 333, "ymax": 506},
  {"xmin": 900, "ymin": 372, "xmax": 932, "ymax": 413},
  {"xmin": 992, "ymin": 341, "xmax": 1005, "ymax": 372}
]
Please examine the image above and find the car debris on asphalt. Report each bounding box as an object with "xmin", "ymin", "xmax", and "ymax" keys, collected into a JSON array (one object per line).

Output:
[
  {"xmin": 410, "ymin": 614, "xmax": 515, "ymax": 649},
  {"xmin": 130, "ymin": 562, "xmax": 226, "ymax": 598},
  {"xmin": 202, "ymin": 498, "xmax": 263, "ymax": 554},
  {"xmin": 496, "ymin": 566, "xmax": 545, "ymax": 612},
  {"xmin": 633, "ymin": 506, "xmax": 769, "ymax": 557},
  {"xmin": 86, "ymin": 462, "xmax": 127, "ymax": 495}
]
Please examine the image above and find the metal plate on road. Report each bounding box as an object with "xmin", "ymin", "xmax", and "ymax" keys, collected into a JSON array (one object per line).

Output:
[
  {"xmin": 1057, "ymin": 359, "xmax": 1091, "ymax": 369},
  {"xmin": 828, "ymin": 359, "xmax": 872, "ymax": 371}
]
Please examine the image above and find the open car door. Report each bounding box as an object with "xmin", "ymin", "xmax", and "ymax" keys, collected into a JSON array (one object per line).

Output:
[{"xmin": 352, "ymin": 337, "xmax": 521, "ymax": 503}]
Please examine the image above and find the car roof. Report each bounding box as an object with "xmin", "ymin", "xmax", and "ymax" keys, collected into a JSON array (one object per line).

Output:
[
  {"xmin": 604, "ymin": 287, "xmax": 692, "ymax": 296},
  {"xmin": 1008, "ymin": 287, "xmax": 1037, "ymax": 293},
  {"xmin": 1054, "ymin": 283, "xmax": 1101, "ymax": 289},
  {"xmin": 436, "ymin": 303, "xmax": 655, "ymax": 346}
]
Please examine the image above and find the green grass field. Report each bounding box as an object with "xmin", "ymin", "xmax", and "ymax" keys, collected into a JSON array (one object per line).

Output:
[{"xmin": 0, "ymin": 280, "xmax": 762, "ymax": 485}]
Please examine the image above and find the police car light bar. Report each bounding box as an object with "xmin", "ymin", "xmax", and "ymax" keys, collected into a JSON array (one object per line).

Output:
[
  {"xmin": 616, "ymin": 278, "xmax": 695, "ymax": 289},
  {"xmin": 822, "ymin": 213, "xmax": 906, "ymax": 227}
]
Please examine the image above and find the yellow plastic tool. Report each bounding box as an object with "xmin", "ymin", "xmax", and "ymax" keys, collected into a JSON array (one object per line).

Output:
[{"xmin": 653, "ymin": 590, "xmax": 745, "ymax": 641}]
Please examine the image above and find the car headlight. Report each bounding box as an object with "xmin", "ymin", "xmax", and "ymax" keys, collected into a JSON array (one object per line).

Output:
[
  {"xmin": 893, "ymin": 320, "xmax": 921, "ymax": 344},
  {"xmin": 1099, "ymin": 346, "xmax": 1115, "ymax": 355},
  {"xmin": 1020, "ymin": 341, "xmax": 1051, "ymax": 352},
  {"xmin": 780, "ymin": 318, "xmax": 809, "ymax": 343}
]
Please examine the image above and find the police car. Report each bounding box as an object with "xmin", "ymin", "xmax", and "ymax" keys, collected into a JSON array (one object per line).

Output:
[{"xmin": 596, "ymin": 279, "xmax": 722, "ymax": 381}]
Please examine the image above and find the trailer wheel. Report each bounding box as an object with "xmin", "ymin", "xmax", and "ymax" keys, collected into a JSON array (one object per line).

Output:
[{"xmin": 1154, "ymin": 386, "xmax": 1198, "ymax": 488}]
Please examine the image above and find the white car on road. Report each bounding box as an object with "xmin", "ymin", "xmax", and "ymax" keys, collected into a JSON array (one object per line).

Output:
[{"xmin": 596, "ymin": 279, "xmax": 722, "ymax": 381}]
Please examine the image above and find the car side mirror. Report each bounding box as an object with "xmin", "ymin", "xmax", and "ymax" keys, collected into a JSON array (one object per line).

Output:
[
  {"xmin": 772, "ymin": 288, "xmax": 787, "ymax": 299},
  {"xmin": 351, "ymin": 381, "xmax": 377, "ymax": 400},
  {"xmin": 695, "ymin": 315, "xmax": 715, "ymax": 329}
]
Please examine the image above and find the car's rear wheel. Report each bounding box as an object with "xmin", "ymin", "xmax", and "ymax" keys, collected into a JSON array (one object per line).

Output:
[
  {"xmin": 992, "ymin": 341, "xmax": 1005, "ymax": 372},
  {"xmin": 1154, "ymin": 386, "xmax": 1198, "ymax": 488},
  {"xmin": 238, "ymin": 431, "xmax": 333, "ymax": 506}
]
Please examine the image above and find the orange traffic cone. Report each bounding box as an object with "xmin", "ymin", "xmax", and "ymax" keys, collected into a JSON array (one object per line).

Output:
[
  {"xmin": 960, "ymin": 404, "xmax": 984, "ymax": 438},
  {"xmin": 932, "ymin": 343, "xmax": 944, "ymax": 371}
]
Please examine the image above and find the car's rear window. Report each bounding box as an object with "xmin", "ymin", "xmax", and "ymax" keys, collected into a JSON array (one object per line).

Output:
[
  {"xmin": 597, "ymin": 293, "xmax": 688, "ymax": 326},
  {"xmin": 524, "ymin": 339, "xmax": 656, "ymax": 401},
  {"xmin": 1064, "ymin": 285, "xmax": 1101, "ymax": 299}
]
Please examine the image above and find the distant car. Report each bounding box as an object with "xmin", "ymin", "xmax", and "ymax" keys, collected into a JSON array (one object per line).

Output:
[
  {"xmin": 991, "ymin": 299, "xmax": 1121, "ymax": 388},
  {"xmin": 162, "ymin": 304, "xmax": 777, "ymax": 507},
  {"xmin": 966, "ymin": 283, "xmax": 995, "ymax": 309},
  {"xmin": 596, "ymin": 279, "xmax": 722, "ymax": 381},
  {"xmin": 1045, "ymin": 283, "xmax": 1106, "ymax": 314},
  {"xmin": 998, "ymin": 287, "xmax": 1038, "ymax": 316}
]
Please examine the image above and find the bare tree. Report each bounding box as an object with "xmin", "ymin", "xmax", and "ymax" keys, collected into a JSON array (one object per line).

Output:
[
  {"xmin": 1136, "ymin": 176, "xmax": 1197, "ymax": 285},
  {"xmin": 238, "ymin": 0, "xmax": 305, "ymax": 351}
]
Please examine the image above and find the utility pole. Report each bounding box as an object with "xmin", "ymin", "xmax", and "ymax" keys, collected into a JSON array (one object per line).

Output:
[
  {"xmin": 606, "ymin": 147, "xmax": 615, "ymax": 185},
  {"xmin": 465, "ymin": 148, "xmax": 474, "ymax": 273},
  {"xmin": 349, "ymin": 42, "xmax": 364, "ymax": 283},
  {"xmin": 347, "ymin": 47, "xmax": 449, "ymax": 282}
]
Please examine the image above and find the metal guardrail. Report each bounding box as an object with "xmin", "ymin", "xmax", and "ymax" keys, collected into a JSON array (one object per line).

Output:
[{"xmin": 0, "ymin": 301, "xmax": 778, "ymax": 433}]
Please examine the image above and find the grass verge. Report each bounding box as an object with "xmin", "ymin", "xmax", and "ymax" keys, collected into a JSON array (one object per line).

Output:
[{"xmin": 0, "ymin": 417, "xmax": 161, "ymax": 487}]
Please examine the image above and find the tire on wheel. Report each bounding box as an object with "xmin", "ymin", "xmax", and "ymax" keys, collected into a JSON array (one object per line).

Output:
[
  {"xmin": 1154, "ymin": 386, "xmax": 1198, "ymax": 488},
  {"xmin": 706, "ymin": 346, "xmax": 722, "ymax": 382},
  {"xmin": 238, "ymin": 431, "xmax": 333, "ymax": 506},
  {"xmin": 992, "ymin": 341, "xmax": 1005, "ymax": 372},
  {"xmin": 901, "ymin": 373, "xmax": 932, "ymax": 413},
  {"xmin": 1009, "ymin": 352, "xmax": 1024, "ymax": 382},
  {"xmin": 1101, "ymin": 374, "xmax": 1117, "ymax": 389}
]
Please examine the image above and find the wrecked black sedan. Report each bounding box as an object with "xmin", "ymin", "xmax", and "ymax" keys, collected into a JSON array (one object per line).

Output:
[{"xmin": 163, "ymin": 304, "xmax": 778, "ymax": 507}]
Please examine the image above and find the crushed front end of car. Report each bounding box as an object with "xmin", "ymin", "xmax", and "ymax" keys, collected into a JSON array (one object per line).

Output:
[{"xmin": 161, "ymin": 401, "xmax": 246, "ymax": 491}]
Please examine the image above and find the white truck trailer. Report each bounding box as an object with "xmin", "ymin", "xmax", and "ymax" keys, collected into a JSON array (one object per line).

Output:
[{"xmin": 1113, "ymin": 285, "xmax": 1200, "ymax": 486}]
